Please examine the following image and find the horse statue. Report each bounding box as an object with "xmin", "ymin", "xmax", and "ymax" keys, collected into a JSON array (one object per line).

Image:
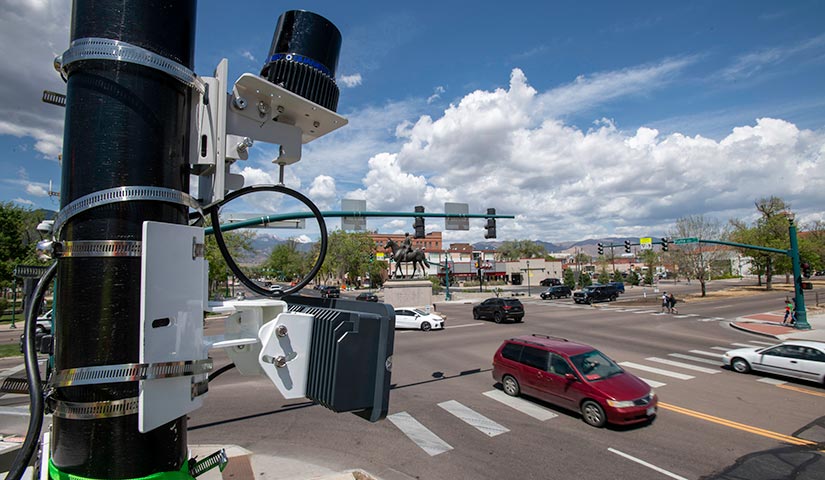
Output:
[{"xmin": 384, "ymin": 238, "xmax": 431, "ymax": 279}]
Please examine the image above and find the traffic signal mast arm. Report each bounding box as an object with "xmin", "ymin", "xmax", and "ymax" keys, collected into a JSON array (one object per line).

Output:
[{"xmin": 206, "ymin": 210, "xmax": 516, "ymax": 234}]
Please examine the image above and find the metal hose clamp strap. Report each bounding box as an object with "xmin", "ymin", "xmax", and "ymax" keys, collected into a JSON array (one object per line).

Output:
[
  {"xmin": 49, "ymin": 396, "xmax": 140, "ymax": 420},
  {"xmin": 60, "ymin": 240, "xmax": 142, "ymax": 257},
  {"xmin": 54, "ymin": 186, "xmax": 202, "ymax": 235},
  {"xmin": 58, "ymin": 37, "xmax": 205, "ymax": 94},
  {"xmin": 52, "ymin": 358, "xmax": 213, "ymax": 388}
]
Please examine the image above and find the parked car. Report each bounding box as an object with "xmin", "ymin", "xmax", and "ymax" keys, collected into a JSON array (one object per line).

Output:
[
  {"xmin": 722, "ymin": 341, "xmax": 825, "ymax": 385},
  {"xmin": 320, "ymin": 286, "xmax": 340, "ymax": 298},
  {"xmin": 540, "ymin": 286, "xmax": 572, "ymax": 300},
  {"xmin": 573, "ymin": 285, "xmax": 619, "ymax": 304},
  {"xmin": 356, "ymin": 292, "xmax": 379, "ymax": 302},
  {"xmin": 539, "ymin": 278, "xmax": 561, "ymax": 287},
  {"xmin": 267, "ymin": 284, "xmax": 285, "ymax": 295},
  {"xmin": 492, "ymin": 334, "xmax": 657, "ymax": 427},
  {"xmin": 473, "ymin": 298, "xmax": 524, "ymax": 323},
  {"xmin": 36, "ymin": 309, "xmax": 53, "ymax": 333},
  {"xmin": 394, "ymin": 308, "xmax": 445, "ymax": 331}
]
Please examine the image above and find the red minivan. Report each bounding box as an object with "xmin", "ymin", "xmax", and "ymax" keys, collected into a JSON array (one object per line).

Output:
[{"xmin": 492, "ymin": 334, "xmax": 657, "ymax": 427}]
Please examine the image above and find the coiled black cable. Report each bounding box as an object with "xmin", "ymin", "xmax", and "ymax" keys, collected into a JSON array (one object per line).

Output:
[
  {"xmin": 7, "ymin": 262, "xmax": 56, "ymax": 480},
  {"xmin": 206, "ymin": 184, "xmax": 328, "ymax": 298}
]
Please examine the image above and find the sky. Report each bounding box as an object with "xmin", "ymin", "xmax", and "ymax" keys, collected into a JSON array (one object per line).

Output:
[{"xmin": 1, "ymin": 0, "xmax": 824, "ymax": 247}]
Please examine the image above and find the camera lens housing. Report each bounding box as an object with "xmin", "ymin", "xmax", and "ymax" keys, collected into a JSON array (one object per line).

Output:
[{"xmin": 261, "ymin": 10, "xmax": 342, "ymax": 112}]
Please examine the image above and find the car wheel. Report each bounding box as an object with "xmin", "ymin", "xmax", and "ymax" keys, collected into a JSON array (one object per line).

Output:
[
  {"xmin": 473, "ymin": 309, "xmax": 480, "ymax": 320},
  {"xmin": 420, "ymin": 321, "xmax": 432, "ymax": 332},
  {"xmin": 731, "ymin": 357, "xmax": 751, "ymax": 374},
  {"xmin": 581, "ymin": 400, "xmax": 607, "ymax": 428},
  {"xmin": 494, "ymin": 312, "xmax": 503, "ymax": 324},
  {"xmin": 610, "ymin": 295, "xmax": 617, "ymax": 301},
  {"xmin": 502, "ymin": 375, "xmax": 520, "ymax": 397}
]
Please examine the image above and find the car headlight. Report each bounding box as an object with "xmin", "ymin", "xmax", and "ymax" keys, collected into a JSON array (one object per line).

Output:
[{"xmin": 606, "ymin": 399, "xmax": 636, "ymax": 408}]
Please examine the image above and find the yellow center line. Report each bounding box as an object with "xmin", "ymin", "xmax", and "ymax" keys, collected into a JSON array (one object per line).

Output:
[
  {"xmin": 777, "ymin": 384, "xmax": 825, "ymax": 398},
  {"xmin": 658, "ymin": 402, "xmax": 816, "ymax": 447}
]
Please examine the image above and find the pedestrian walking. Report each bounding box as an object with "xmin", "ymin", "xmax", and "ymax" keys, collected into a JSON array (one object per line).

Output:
[
  {"xmin": 667, "ymin": 293, "xmax": 678, "ymax": 314},
  {"xmin": 782, "ymin": 297, "xmax": 793, "ymax": 325},
  {"xmin": 661, "ymin": 292, "xmax": 670, "ymax": 313}
]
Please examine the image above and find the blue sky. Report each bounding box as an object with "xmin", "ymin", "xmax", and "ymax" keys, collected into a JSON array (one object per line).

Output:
[{"xmin": 2, "ymin": 1, "xmax": 824, "ymax": 246}]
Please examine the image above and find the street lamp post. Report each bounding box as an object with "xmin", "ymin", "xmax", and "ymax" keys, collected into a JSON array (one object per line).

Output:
[
  {"xmin": 788, "ymin": 217, "xmax": 810, "ymax": 330},
  {"xmin": 526, "ymin": 260, "xmax": 531, "ymax": 296}
]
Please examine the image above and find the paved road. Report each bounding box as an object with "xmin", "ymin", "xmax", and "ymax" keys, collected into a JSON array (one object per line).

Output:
[{"xmin": 186, "ymin": 292, "xmax": 824, "ymax": 480}]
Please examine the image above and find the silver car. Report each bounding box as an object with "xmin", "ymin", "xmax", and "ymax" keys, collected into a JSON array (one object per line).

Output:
[{"xmin": 722, "ymin": 340, "xmax": 825, "ymax": 385}]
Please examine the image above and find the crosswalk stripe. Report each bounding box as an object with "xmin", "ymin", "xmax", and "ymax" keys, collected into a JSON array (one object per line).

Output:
[
  {"xmin": 748, "ymin": 340, "xmax": 775, "ymax": 346},
  {"xmin": 688, "ymin": 350, "xmax": 724, "ymax": 358},
  {"xmin": 387, "ymin": 412, "xmax": 453, "ymax": 456},
  {"xmin": 619, "ymin": 362, "xmax": 695, "ymax": 380},
  {"xmin": 645, "ymin": 357, "xmax": 720, "ymax": 374},
  {"xmin": 483, "ymin": 390, "xmax": 558, "ymax": 421},
  {"xmin": 438, "ymin": 400, "xmax": 509, "ymax": 437},
  {"xmin": 682, "ymin": 314, "xmax": 699, "ymax": 317},
  {"xmin": 668, "ymin": 353, "xmax": 722, "ymax": 366},
  {"xmin": 711, "ymin": 347, "xmax": 729, "ymax": 351},
  {"xmin": 757, "ymin": 378, "xmax": 787, "ymax": 385},
  {"xmin": 638, "ymin": 378, "xmax": 667, "ymax": 388},
  {"xmin": 730, "ymin": 343, "xmax": 759, "ymax": 348}
]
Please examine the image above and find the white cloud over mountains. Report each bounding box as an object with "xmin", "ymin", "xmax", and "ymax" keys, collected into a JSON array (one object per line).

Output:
[{"xmin": 330, "ymin": 68, "xmax": 825, "ymax": 243}]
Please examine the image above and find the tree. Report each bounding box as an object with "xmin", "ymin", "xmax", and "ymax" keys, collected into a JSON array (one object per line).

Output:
[
  {"xmin": 640, "ymin": 249, "xmax": 659, "ymax": 286},
  {"xmin": 597, "ymin": 269, "xmax": 610, "ymax": 284},
  {"xmin": 611, "ymin": 270, "xmax": 623, "ymax": 283},
  {"xmin": 266, "ymin": 240, "xmax": 307, "ymax": 280},
  {"xmin": 627, "ymin": 270, "xmax": 640, "ymax": 286},
  {"xmin": 669, "ymin": 215, "xmax": 727, "ymax": 296},
  {"xmin": 729, "ymin": 196, "xmax": 793, "ymax": 289},
  {"xmin": 495, "ymin": 240, "xmax": 546, "ymax": 261},
  {"xmin": 563, "ymin": 268, "xmax": 576, "ymax": 289},
  {"xmin": 0, "ymin": 202, "xmax": 46, "ymax": 289},
  {"xmin": 322, "ymin": 230, "xmax": 375, "ymax": 286},
  {"xmin": 204, "ymin": 225, "xmax": 254, "ymax": 298}
]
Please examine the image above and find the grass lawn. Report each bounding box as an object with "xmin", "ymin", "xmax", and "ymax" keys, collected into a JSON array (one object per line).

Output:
[{"xmin": 0, "ymin": 343, "xmax": 22, "ymax": 358}]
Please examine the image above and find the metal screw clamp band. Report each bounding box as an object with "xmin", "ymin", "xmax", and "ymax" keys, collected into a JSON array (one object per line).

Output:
[
  {"xmin": 54, "ymin": 186, "xmax": 202, "ymax": 235},
  {"xmin": 52, "ymin": 358, "xmax": 213, "ymax": 388},
  {"xmin": 49, "ymin": 396, "xmax": 140, "ymax": 420},
  {"xmin": 58, "ymin": 37, "xmax": 205, "ymax": 94},
  {"xmin": 59, "ymin": 240, "xmax": 142, "ymax": 257}
]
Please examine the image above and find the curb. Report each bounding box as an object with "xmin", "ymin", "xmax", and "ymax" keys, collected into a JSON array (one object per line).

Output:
[{"xmin": 728, "ymin": 322, "xmax": 781, "ymax": 340}]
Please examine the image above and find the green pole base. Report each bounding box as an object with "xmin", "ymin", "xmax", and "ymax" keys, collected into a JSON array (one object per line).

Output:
[{"xmin": 49, "ymin": 460, "xmax": 194, "ymax": 480}]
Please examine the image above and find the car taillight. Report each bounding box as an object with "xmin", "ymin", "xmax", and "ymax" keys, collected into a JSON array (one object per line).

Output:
[{"xmin": 503, "ymin": 306, "xmax": 511, "ymax": 310}]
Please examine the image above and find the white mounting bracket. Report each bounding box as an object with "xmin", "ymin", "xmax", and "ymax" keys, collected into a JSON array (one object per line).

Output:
[{"xmin": 190, "ymin": 59, "xmax": 348, "ymax": 205}]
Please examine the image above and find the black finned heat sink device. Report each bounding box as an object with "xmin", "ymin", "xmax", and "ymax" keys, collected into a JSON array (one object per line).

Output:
[
  {"xmin": 261, "ymin": 10, "xmax": 341, "ymax": 112},
  {"xmin": 285, "ymin": 296, "xmax": 394, "ymax": 422}
]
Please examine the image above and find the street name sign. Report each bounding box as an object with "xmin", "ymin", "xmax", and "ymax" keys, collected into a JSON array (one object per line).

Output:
[{"xmin": 674, "ymin": 237, "xmax": 699, "ymax": 244}]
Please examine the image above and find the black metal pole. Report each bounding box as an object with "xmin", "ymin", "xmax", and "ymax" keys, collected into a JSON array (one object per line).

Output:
[{"xmin": 53, "ymin": 1, "xmax": 196, "ymax": 477}]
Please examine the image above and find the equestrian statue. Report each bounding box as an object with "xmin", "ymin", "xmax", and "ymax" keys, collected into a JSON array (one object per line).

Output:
[{"xmin": 384, "ymin": 233, "xmax": 431, "ymax": 279}]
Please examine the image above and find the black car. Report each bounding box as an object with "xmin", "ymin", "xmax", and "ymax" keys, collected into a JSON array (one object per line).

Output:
[
  {"xmin": 320, "ymin": 286, "xmax": 340, "ymax": 298},
  {"xmin": 573, "ymin": 285, "xmax": 619, "ymax": 304},
  {"xmin": 540, "ymin": 286, "xmax": 572, "ymax": 300},
  {"xmin": 356, "ymin": 292, "xmax": 378, "ymax": 302},
  {"xmin": 539, "ymin": 278, "xmax": 561, "ymax": 287},
  {"xmin": 473, "ymin": 298, "xmax": 524, "ymax": 323}
]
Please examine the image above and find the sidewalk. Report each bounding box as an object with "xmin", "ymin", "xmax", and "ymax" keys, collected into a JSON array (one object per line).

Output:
[{"xmin": 730, "ymin": 310, "xmax": 825, "ymax": 342}]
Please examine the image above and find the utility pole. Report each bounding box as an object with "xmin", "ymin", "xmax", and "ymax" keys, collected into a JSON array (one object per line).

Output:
[
  {"xmin": 788, "ymin": 217, "xmax": 809, "ymax": 329},
  {"xmin": 53, "ymin": 1, "xmax": 196, "ymax": 477}
]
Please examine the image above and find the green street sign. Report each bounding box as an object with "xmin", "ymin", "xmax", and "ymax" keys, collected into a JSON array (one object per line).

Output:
[{"xmin": 674, "ymin": 237, "xmax": 699, "ymax": 244}]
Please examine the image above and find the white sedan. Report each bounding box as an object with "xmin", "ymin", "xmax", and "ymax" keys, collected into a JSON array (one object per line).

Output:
[
  {"xmin": 722, "ymin": 340, "xmax": 825, "ymax": 385},
  {"xmin": 394, "ymin": 308, "xmax": 445, "ymax": 332}
]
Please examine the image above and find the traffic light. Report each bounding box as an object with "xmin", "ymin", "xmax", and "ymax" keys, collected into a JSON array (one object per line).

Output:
[
  {"xmin": 413, "ymin": 205, "xmax": 425, "ymax": 238},
  {"xmin": 484, "ymin": 208, "xmax": 497, "ymax": 239},
  {"xmin": 597, "ymin": 243, "xmax": 604, "ymax": 255},
  {"xmin": 661, "ymin": 238, "xmax": 669, "ymax": 252},
  {"xmin": 802, "ymin": 262, "xmax": 812, "ymax": 278},
  {"xmin": 624, "ymin": 240, "xmax": 631, "ymax": 253}
]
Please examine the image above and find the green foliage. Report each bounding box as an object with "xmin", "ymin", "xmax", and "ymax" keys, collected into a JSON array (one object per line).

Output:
[
  {"xmin": 579, "ymin": 272, "xmax": 592, "ymax": 288},
  {"xmin": 612, "ymin": 270, "xmax": 624, "ymax": 282},
  {"xmin": 0, "ymin": 297, "xmax": 8, "ymax": 314},
  {"xmin": 0, "ymin": 202, "xmax": 46, "ymax": 288},
  {"xmin": 563, "ymin": 268, "xmax": 576, "ymax": 289},
  {"xmin": 321, "ymin": 230, "xmax": 376, "ymax": 285},
  {"xmin": 627, "ymin": 270, "xmax": 640, "ymax": 286},
  {"xmin": 597, "ymin": 269, "xmax": 610, "ymax": 284},
  {"xmin": 266, "ymin": 241, "xmax": 307, "ymax": 280},
  {"xmin": 204, "ymin": 225, "xmax": 254, "ymax": 297},
  {"xmin": 495, "ymin": 240, "xmax": 546, "ymax": 261},
  {"xmin": 644, "ymin": 270, "xmax": 654, "ymax": 285}
]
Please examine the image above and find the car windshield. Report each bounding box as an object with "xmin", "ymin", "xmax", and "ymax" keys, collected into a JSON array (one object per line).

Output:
[
  {"xmin": 569, "ymin": 350, "xmax": 624, "ymax": 381},
  {"xmin": 413, "ymin": 309, "xmax": 429, "ymax": 315}
]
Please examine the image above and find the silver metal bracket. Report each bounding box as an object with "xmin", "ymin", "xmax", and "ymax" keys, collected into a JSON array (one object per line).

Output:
[
  {"xmin": 59, "ymin": 240, "xmax": 142, "ymax": 257},
  {"xmin": 49, "ymin": 396, "xmax": 140, "ymax": 420},
  {"xmin": 189, "ymin": 449, "xmax": 229, "ymax": 477},
  {"xmin": 51, "ymin": 358, "xmax": 213, "ymax": 388},
  {"xmin": 58, "ymin": 37, "xmax": 205, "ymax": 94}
]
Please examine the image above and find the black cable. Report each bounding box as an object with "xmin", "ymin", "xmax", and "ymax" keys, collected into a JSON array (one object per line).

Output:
[
  {"xmin": 207, "ymin": 363, "xmax": 236, "ymax": 383},
  {"xmin": 207, "ymin": 184, "xmax": 328, "ymax": 298},
  {"xmin": 7, "ymin": 262, "xmax": 57, "ymax": 480}
]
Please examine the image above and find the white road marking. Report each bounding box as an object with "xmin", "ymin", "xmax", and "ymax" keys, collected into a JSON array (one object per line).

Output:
[
  {"xmin": 387, "ymin": 412, "xmax": 453, "ymax": 456},
  {"xmin": 748, "ymin": 340, "xmax": 775, "ymax": 346},
  {"xmin": 688, "ymin": 350, "xmax": 724, "ymax": 358},
  {"xmin": 483, "ymin": 390, "xmax": 558, "ymax": 421},
  {"xmin": 757, "ymin": 378, "xmax": 787, "ymax": 385},
  {"xmin": 445, "ymin": 322, "xmax": 487, "ymax": 329},
  {"xmin": 608, "ymin": 448, "xmax": 689, "ymax": 480},
  {"xmin": 668, "ymin": 353, "xmax": 723, "ymax": 366},
  {"xmin": 638, "ymin": 378, "xmax": 667, "ymax": 388},
  {"xmin": 618, "ymin": 362, "xmax": 695, "ymax": 380},
  {"xmin": 438, "ymin": 400, "xmax": 509, "ymax": 437},
  {"xmin": 730, "ymin": 342, "xmax": 759, "ymax": 348},
  {"xmin": 711, "ymin": 347, "xmax": 730, "ymax": 351},
  {"xmin": 681, "ymin": 313, "xmax": 699, "ymax": 317},
  {"xmin": 645, "ymin": 357, "xmax": 720, "ymax": 374}
]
